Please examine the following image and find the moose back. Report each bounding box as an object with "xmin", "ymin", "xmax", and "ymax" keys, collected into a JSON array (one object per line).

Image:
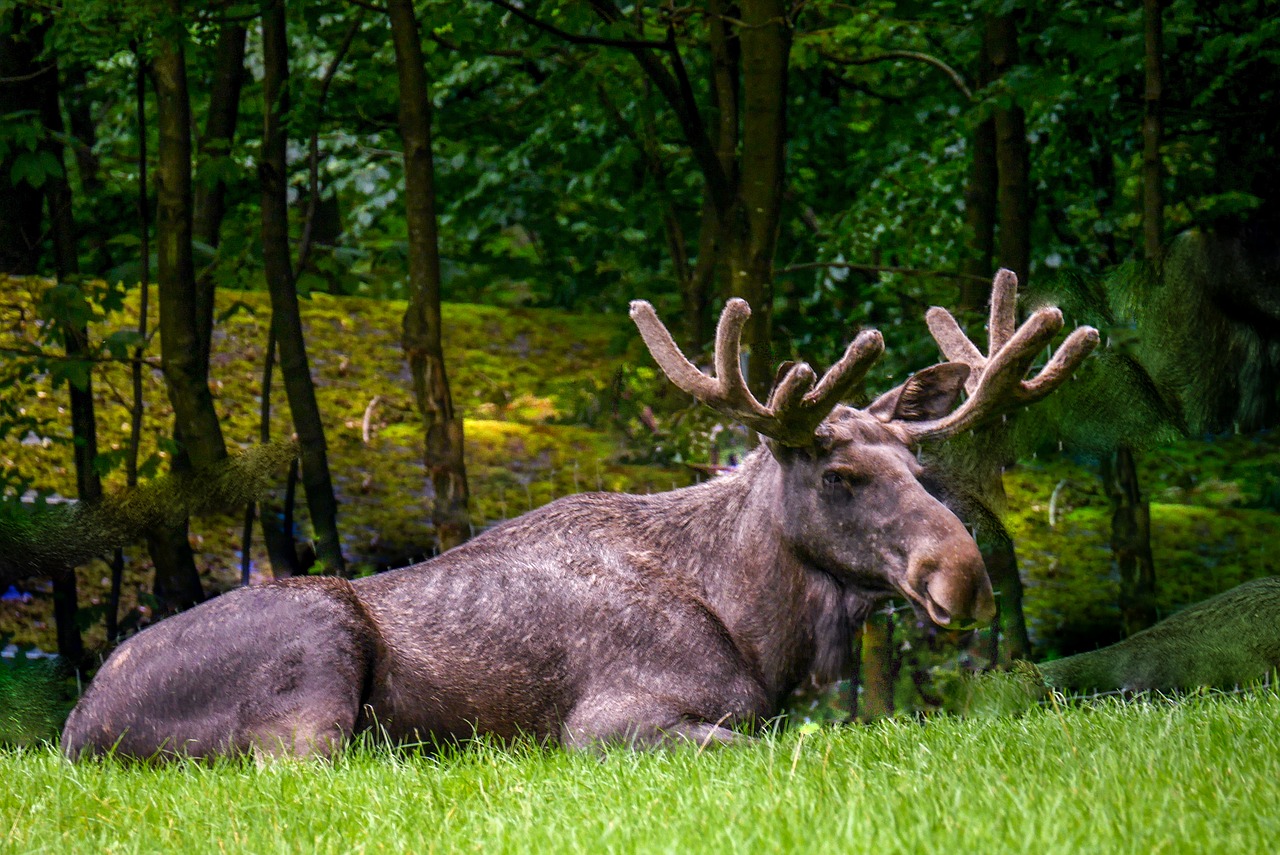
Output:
[{"xmin": 62, "ymin": 271, "xmax": 1097, "ymax": 758}]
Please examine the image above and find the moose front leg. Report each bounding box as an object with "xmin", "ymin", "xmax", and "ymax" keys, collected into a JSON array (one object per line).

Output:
[{"xmin": 560, "ymin": 692, "xmax": 752, "ymax": 751}]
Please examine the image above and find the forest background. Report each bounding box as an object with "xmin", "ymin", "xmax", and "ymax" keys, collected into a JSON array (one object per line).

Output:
[{"xmin": 0, "ymin": 0, "xmax": 1278, "ymax": 721}]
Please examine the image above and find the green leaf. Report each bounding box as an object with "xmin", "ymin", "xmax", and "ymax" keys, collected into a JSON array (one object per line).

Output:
[{"xmin": 11, "ymin": 151, "xmax": 48, "ymax": 188}]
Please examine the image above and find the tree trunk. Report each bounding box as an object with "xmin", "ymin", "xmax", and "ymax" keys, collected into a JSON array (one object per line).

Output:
[
  {"xmin": 148, "ymin": 1, "xmax": 225, "ymax": 611},
  {"xmin": 60, "ymin": 62, "xmax": 102, "ymax": 199},
  {"xmin": 732, "ymin": 0, "xmax": 790, "ymax": 395},
  {"xmin": 976, "ymin": 481, "xmax": 1031, "ymax": 662},
  {"xmin": 193, "ymin": 22, "xmax": 247, "ymax": 249},
  {"xmin": 1142, "ymin": 0, "xmax": 1164, "ymax": 264},
  {"xmin": 966, "ymin": 15, "xmax": 1035, "ymax": 662},
  {"xmin": 677, "ymin": 0, "xmax": 741, "ymax": 354},
  {"xmin": 587, "ymin": 2, "xmax": 788, "ymax": 391},
  {"xmin": 961, "ymin": 42, "xmax": 996, "ymax": 308},
  {"xmin": 38, "ymin": 46, "xmax": 89, "ymax": 669},
  {"xmin": 388, "ymin": 0, "xmax": 472, "ymax": 552},
  {"xmin": 1101, "ymin": 0, "xmax": 1164, "ymax": 640},
  {"xmin": 111, "ymin": 49, "xmax": 153, "ymax": 642},
  {"xmin": 1103, "ymin": 447, "xmax": 1158, "ymax": 635},
  {"xmin": 0, "ymin": 8, "xmax": 45, "ymax": 274},
  {"xmin": 987, "ymin": 15, "xmax": 1030, "ymax": 288},
  {"xmin": 961, "ymin": 117, "xmax": 997, "ymax": 301},
  {"xmin": 858, "ymin": 611, "xmax": 895, "ymax": 721},
  {"xmin": 261, "ymin": 0, "xmax": 346, "ymax": 575}
]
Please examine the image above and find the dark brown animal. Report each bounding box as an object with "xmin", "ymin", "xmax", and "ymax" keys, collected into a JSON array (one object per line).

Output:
[{"xmin": 62, "ymin": 271, "xmax": 1097, "ymax": 758}]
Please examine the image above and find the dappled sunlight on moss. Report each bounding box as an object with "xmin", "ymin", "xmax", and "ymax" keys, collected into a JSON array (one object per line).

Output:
[{"xmin": 1, "ymin": 281, "xmax": 688, "ymax": 651}]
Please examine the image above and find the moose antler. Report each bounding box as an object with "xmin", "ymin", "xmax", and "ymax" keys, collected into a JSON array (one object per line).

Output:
[
  {"xmin": 897, "ymin": 268, "xmax": 1100, "ymax": 442},
  {"xmin": 630, "ymin": 298, "xmax": 884, "ymax": 447}
]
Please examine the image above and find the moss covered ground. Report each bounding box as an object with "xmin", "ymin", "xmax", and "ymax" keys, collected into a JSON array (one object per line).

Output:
[{"xmin": 1, "ymin": 281, "xmax": 692, "ymax": 653}]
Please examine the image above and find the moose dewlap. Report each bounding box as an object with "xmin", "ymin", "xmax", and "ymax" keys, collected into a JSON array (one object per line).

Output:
[{"xmin": 62, "ymin": 271, "xmax": 1097, "ymax": 759}]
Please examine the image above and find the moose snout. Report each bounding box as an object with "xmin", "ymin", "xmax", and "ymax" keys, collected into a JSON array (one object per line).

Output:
[{"xmin": 905, "ymin": 541, "xmax": 996, "ymax": 631}]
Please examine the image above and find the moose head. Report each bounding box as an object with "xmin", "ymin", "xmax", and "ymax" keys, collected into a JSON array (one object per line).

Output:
[{"xmin": 630, "ymin": 268, "xmax": 1099, "ymax": 631}]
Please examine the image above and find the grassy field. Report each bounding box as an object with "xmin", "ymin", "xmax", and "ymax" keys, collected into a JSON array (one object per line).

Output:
[{"xmin": 3, "ymin": 689, "xmax": 1278, "ymax": 854}]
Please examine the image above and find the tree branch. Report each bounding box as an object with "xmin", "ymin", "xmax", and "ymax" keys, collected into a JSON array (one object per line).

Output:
[
  {"xmin": 0, "ymin": 65, "xmax": 55, "ymax": 85},
  {"xmin": 586, "ymin": 0, "xmax": 734, "ymax": 214},
  {"xmin": 487, "ymin": 0, "xmax": 671, "ymax": 49},
  {"xmin": 427, "ymin": 29, "xmax": 530, "ymax": 58},
  {"xmin": 821, "ymin": 49, "xmax": 972, "ymax": 101}
]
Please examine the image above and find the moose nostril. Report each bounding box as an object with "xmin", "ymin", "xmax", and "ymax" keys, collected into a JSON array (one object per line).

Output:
[{"xmin": 926, "ymin": 600, "xmax": 952, "ymax": 627}]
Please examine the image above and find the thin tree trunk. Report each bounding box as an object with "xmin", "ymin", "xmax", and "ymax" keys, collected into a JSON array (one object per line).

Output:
[
  {"xmin": 977, "ymin": 485, "xmax": 1030, "ymax": 662},
  {"xmin": 961, "ymin": 42, "xmax": 996, "ymax": 308},
  {"xmin": 987, "ymin": 15, "xmax": 1030, "ymax": 289},
  {"xmin": 962, "ymin": 117, "xmax": 997, "ymax": 299},
  {"xmin": 148, "ymin": 2, "xmax": 225, "ymax": 611},
  {"xmin": 261, "ymin": 0, "xmax": 345, "ymax": 574},
  {"xmin": 969, "ymin": 15, "xmax": 1035, "ymax": 661},
  {"xmin": 39, "ymin": 46, "xmax": 89, "ymax": 669},
  {"xmin": 388, "ymin": 0, "xmax": 472, "ymax": 552},
  {"xmin": 686, "ymin": 199, "xmax": 724, "ymax": 353},
  {"xmin": 859, "ymin": 611, "xmax": 895, "ymax": 720},
  {"xmin": 254, "ymin": 324, "xmax": 305, "ymax": 578},
  {"xmin": 733, "ymin": 0, "xmax": 790, "ymax": 395},
  {"xmin": 1142, "ymin": 0, "xmax": 1164, "ymax": 264},
  {"xmin": 111, "ymin": 49, "xmax": 153, "ymax": 642},
  {"xmin": 193, "ymin": 22, "xmax": 247, "ymax": 250},
  {"xmin": 679, "ymin": 0, "xmax": 741, "ymax": 354},
  {"xmin": 1103, "ymin": 447, "xmax": 1157, "ymax": 635},
  {"xmin": 1102, "ymin": 0, "xmax": 1164, "ymax": 639},
  {"xmin": 63, "ymin": 63, "xmax": 102, "ymax": 197},
  {"xmin": 0, "ymin": 8, "xmax": 45, "ymax": 274}
]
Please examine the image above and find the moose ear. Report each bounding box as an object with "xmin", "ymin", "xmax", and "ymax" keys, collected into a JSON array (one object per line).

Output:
[{"xmin": 867, "ymin": 362, "xmax": 971, "ymax": 423}]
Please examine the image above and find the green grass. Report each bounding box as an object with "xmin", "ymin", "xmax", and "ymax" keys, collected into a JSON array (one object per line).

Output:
[{"xmin": 4, "ymin": 689, "xmax": 1279, "ymax": 854}]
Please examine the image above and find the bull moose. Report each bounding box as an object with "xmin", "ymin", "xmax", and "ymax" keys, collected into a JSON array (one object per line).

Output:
[{"xmin": 62, "ymin": 270, "xmax": 1098, "ymax": 759}]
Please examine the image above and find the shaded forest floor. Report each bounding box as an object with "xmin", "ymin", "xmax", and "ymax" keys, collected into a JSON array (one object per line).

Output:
[{"xmin": 2, "ymin": 279, "xmax": 1278, "ymax": 664}]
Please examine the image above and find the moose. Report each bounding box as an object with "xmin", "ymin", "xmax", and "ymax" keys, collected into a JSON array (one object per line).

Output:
[{"xmin": 62, "ymin": 271, "xmax": 1097, "ymax": 759}]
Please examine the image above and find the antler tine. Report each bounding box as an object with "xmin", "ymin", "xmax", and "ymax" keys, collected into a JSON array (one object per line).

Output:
[
  {"xmin": 925, "ymin": 307, "xmax": 983, "ymax": 395},
  {"xmin": 901, "ymin": 269, "xmax": 1099, "ymax": 443},
  {"xmin": 924, "ymin": 267, "xmax": 1025, "ymax": 396},
  {"xmin": 989, "ymin": 268, "xmax": 1019, "ymax": 353},
  {"xmin": 630, "ymin": 300, "xmax": 725, "ymax": 402},
  {"xmin": 630, "ymin": 298, "xmax": 775, "ymax": 433},
  {"xmin": 805, "ymin": 329, "xmax": 886, "ymax": 406},
  {"xmin": 765, "ymin": 329, "xmax": 885, "ymax": 441}
]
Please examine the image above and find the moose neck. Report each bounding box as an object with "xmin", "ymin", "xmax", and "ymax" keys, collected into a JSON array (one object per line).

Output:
[{"xmin": 645, "ymin": 447, "xmax": 858, "ymax": 703}]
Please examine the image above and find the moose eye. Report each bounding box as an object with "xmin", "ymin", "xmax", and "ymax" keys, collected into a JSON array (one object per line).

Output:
[{"xmin": 823, "ymin": 470, "xmax": 870, "ymax": 491}]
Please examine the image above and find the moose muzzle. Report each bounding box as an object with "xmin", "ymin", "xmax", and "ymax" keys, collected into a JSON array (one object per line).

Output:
[{"xmin": 905, "ymin": 538, "xmax": 996, "ymax": 631}]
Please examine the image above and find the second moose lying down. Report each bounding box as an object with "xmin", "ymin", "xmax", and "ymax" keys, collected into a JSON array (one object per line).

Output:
[{"xmin": 63, "ymin": 271, "xmax": 1097, "ymax": 758}]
